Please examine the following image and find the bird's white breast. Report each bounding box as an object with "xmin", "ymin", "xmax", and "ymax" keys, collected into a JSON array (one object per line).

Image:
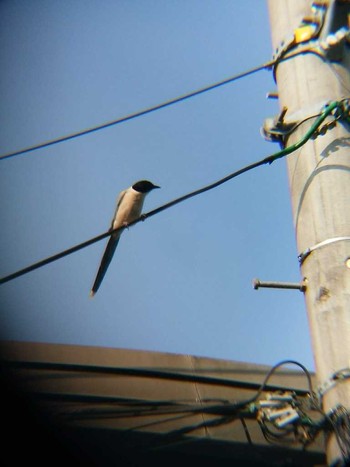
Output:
[{"xmin": 113, "ymin": 188, "xmax": 145, "ymax": 229}]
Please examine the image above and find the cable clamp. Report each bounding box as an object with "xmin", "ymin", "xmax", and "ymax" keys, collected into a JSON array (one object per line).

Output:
[
  {"xmin": 272, "ymin": 1, "xmax": 327, "ymax": 59},
  {"xmin": 317, "ymin": 368, "xmax": 350, "ymax": 400},
  {"xmin": 271, "ymin": 2, "xmax": 328, "ymax": 79},
  {"xmin": 261, "ymin": 107, "xmax": 295, "ymax": 145},
  {"xmin": 293, "ymin": 1, "xmax": 329, "ymax": 44},
  {"xmin": 310, "ymin": 98, "xmax": 350, "ymax": 138},
  {"xmin": 298, "ymin": 236, "xmax": 350, "ymax": 264},
  {"xmin": 257, "ymin": 392, "xmax": 300, "ymax": 428},
  {"xmin": 261, "ymin": 99, "xmax": 346, "ymax": 145}
]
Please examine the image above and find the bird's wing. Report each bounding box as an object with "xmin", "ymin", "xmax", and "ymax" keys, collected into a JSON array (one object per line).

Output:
[
  {"xmin": 110, "ymin": 189, "xmax": 127, "ymax": 230},
  {"xmin": 90, "ymin": 232, "xmax": 121, "ymax": 297}
]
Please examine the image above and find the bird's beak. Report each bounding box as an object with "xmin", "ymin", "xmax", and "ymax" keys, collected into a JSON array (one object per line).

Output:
[{"xmin": 154, "ymin": 185, "xmax": 161, "ymax": 189}]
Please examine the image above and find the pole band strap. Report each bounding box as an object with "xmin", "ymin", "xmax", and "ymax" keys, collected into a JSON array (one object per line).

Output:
[
  {"xmin": 298, "ymin": 236, "xmax": 350, "ymax": 264},
  {"xmin": 318, "ymin": 368, "xmax": 350, "ymax": 400}
]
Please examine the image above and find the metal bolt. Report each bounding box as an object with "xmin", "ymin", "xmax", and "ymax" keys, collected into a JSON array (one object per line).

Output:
[{"xmin": 253, "ymin": 278, "xmax": 307, "ymax": 292}]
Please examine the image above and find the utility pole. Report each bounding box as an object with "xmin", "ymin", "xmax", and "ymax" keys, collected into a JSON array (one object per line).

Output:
[{"xmin": 266, "ymin": 1, "xmax": 350, "ymax": 465}]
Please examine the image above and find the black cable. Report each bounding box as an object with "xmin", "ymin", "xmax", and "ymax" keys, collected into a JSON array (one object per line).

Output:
[
  {"xmin": 240, "ymin": 417, "xmax": 253, "ymax": 445},
  {"xmin": 0, "ymin": 47, "xmax": 317, "ymax": 162},
  {"xmin": 0, "ymin": 157, "xmax": 272, "ymax": 285},
  {"xmin": 0, "ymin": 100, "xmax": 340, "ymax": 286},
  {"xmin": 253, "ymin": 360, "xmax": 315, "ymax": 404},
  {"xmin": 0, "ymin": 228, "xmax": 113, "ymax": 285},
  {"xmin": 0, "ymin": 61, "xmax": 274, "ymax": 162},
  {"xmin": 229, "ymin": 359, "xmax": 317, "ymax": 414},
  {"xmin": 3, "ymin": 356, "xmax": 320, "ymax": 451},
  {"xmin": 328, "ymin": 406, "xmax": 350, "ymax": 463},
  {"xmin": 1, "ymin": 360, "xmax": 311, "ymax": 396},
  {"xmin": 258, "ymin": 419, "xmax": 297, "ymax": 446}
]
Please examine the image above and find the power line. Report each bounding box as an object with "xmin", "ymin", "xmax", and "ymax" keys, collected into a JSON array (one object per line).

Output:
[
  {"xmin": 2, "ymin": 359, "xmax": 311, "ymax": 397},
  {"xmin": 0, "ymin": 100, "xmax": 341, "ymax": 286},
  {"xmin": 0, "ymin": 61, "xmax": 273, "ymax": 162},
  {"xmin": 4, "ymin": 355, "xmax": 327, "ymax": 452},
  {"xmin": 0, "ymin": 47, "xmax": 322, "ymax": 162}
]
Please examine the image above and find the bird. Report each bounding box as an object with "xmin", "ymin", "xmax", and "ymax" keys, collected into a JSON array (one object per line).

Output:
[{"xmin": 90, "ymin": 180, "xmax": 160, "ymax": 297}]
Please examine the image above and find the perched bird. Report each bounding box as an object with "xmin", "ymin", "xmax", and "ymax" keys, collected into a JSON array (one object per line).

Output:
[{"xmin": 90, "ymin": 180, "xmax": 160, "ymax": 297}]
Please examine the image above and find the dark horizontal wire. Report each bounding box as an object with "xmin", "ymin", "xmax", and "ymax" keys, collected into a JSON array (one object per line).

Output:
[
  {"xmin": 0, "ymin": 98, "xmax": 339, "ymax": 286},
  {"xmin": 0, "ymin": 100, "xmax": 339, "ymax": 286},
  {"xmin": 3, "ymin": 358, "xmax": 315, "ymax": 451},
  {"xmin": 0, "ymin": 157, "xmax": 271, "ymax": 285},
  {"xmin": 0, "ymin": 61, "xmax": 274, "ymax": 162},
  {"xmin": 2, "ymin": 359, "xmax": 311, "ymax": 396},
  {"xmin": 0, "ymin": 47, "xmax": 320, "ymax": 162}
]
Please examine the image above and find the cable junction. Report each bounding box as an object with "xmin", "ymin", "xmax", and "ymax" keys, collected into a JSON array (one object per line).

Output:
[
  {"xmin": 0, "ymin": 100, "xmax": 344, "ymax": 285},
  {"xmin": 4, "ymin": 356, "xmax": 332, "ymax": 450}
]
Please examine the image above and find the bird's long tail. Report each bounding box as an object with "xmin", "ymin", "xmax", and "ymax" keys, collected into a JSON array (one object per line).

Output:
[{"xmin": 90, "ymin": 233, "xmax": 121, "ymax": 297}]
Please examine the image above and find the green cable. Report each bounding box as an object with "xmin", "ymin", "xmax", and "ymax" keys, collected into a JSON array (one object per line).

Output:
[
  {"xmin": 263, "ymin": 100, "xmax": 340, "ymax": 164},
  {"xmin": 142, "ymin": 101, "xmax": 343, "ymax": 222}
]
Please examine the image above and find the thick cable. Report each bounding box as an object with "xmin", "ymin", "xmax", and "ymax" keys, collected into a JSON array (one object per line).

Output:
[
  {"xmin": 1, "ymin": 359, "xmax": 310, "ymax": 397},
  {"xmin": 0, "ymin": 101, "xmax": 340, "ymax": 285}
]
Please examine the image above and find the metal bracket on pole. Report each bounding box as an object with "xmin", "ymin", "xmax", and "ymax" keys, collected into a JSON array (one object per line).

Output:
[
  {"xmin": 271, "ymin": 1, "xmax": 329, "ymax": 80},
  {"xmin": 317, "ymin": 368, "xmax": 350, "ymax": 401},
  {"xmin": 261, "ymin": 106, "xmax": 295, "ymax": 145},
  {"xmin": 298, "ymin": 236, "xmax": 350, "ymax": 264},
  {"xmin": 253, "ymin": 278, "xmax": 307, "ymax": 292}
]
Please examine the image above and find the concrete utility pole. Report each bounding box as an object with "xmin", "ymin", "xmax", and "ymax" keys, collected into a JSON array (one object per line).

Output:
[{"xmin": 267, "ymin": 1, "xmax": 350, "ymax": 465}]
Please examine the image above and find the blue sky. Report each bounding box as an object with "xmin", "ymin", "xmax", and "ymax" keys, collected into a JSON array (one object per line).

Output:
[{"xmin": 0, "ymin": 0, "xmax": 314, "ymax": 369}]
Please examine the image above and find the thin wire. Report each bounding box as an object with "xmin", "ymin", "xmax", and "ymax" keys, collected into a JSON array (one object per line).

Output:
[
  {"xmin": 240, "ymin": 417, "xmax": 253, "ymax": 444},
  {"xmin": 0, "ymin": 47, "xmax": 319, "ymax": 162},
  {"xmin": 0, "ymin": 61, "xmax": 273, "ymax": 162},
  {"xmin": 256, "ymin": 360, "xmax": 315, "ymax": 401},
  {"xmin": 0, "ymin": 100, "xmax": 340, "ymax": 285}
]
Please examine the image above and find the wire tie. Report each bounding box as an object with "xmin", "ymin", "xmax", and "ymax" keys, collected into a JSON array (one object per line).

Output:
[{"xmin": 298, "ymin": 236, "xmax": 350, "ymax": 264}]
